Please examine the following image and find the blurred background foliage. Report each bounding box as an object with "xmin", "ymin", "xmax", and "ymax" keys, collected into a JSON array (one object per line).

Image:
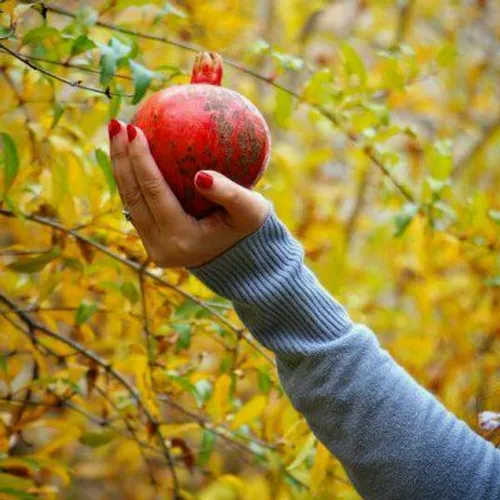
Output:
[{"xmin": 0, "ymin": 0, "xmax": 499, "ymax": 498}]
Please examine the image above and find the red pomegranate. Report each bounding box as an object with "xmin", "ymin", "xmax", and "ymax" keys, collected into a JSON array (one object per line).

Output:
[{"xmin": 132, "ymin": 51, "xmax": 271, "ymax": 218}]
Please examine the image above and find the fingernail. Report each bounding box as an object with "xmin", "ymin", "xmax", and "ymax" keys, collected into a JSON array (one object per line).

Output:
[
  {"xmin": 195, "ymin": 172, "xmax": 213, "ymax": 189},
  {"xmin": 108, "ymin": 119, "xmax": 121, "ymax": 139},
  {"xmin": 127, "ymin": 124, "xmax": 138, "ymax": 142}
]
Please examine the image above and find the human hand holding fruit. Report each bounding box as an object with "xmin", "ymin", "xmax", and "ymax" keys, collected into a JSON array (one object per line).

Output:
[
  {"xmin": 108, "ymin": 119, "xmax": 270, "ymax": 268},
  {"xmin": 108, "ymin": 51, "xmax": 271, "ymax": 268}
]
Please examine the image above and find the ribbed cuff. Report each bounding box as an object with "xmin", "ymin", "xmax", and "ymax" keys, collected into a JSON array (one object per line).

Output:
[{"xmin": 190, "ymin": 207, "xmax": 352, "ymax": 365}]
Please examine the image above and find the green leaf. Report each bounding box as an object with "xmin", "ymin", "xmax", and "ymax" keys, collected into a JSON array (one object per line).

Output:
[
  {"xmin": 173, "ymin": 323, "xmax": 192, "ymax": 350},
  {"xmin": 75, "ymin": 302, "xmax": 98, "ymax": 326},
  {"xmin": 8, "ymin": 248, "xmax": 60, "ymax": 274},
  {"xmin": 257, "ymin": 369, "xmax": 271, "ymax": 394},
  {"xmin": 71, "ymin": 34, "xmax": 96, "ymax": 57},
  {"xmin": 394, "ymin": 203, "xmax": 419, "ymax": 237},
  {"xmin": 275, "ymin": 88, "xmax": 294, "ymax": 128},
  {"xmin": 272, "ymin": 52, "xmax": 304, "ymax": 71},
  {"xmin": 79, "ymin": 430, "xmax": 115, "ymax": 448},
  {"xmin": 75, "ymin": 6, "xmax": 98, "ymax": 27},
  {"xmin": 51, "ymin": 102, "xmax": 65, "ymax": 129},
  {"xmin": 0, "ymin": 354, "xmax": 7, "ymax": 374},
  {"xmin": 250, "ymin": 39, "xmax": 271, "ymax": 56},
  {"xmin": 95, "ymin": 148, "xmax": 116, "ymax": 195},
  {"xmin": 0, "ymin": 27, "xmax": 14, "ymax": 40},
  {"xmin": 129, "ymin": 61, "xmax": 155, "ymax": 105},
  {"xmin": 108, "ymin": 90, "xmax": 123, "ymax": 120},
  {"xmin": 487, "ymin": 209, "xmax": 500, "ymax": 224},
  {"xmin": 173, "ymin": 300, "xmax": 202, "ymax": 320},
  {"xmin": 98, "ymin": 38, "xmax": 132, "ymax": 86},
  {"xmin": 197, "ymin": 430, "xmax": 216, "ymax": 466},
  {"xmin": 121, "ymin": 282, "xmax": 139, "ymax": 304},
  {"xmin": 1, "ymin": 132, "xmax": 19, "ymax": 193},
  {"xmin": 341, "ymin": 42, "xmax": 367, "ymax": 87},
  {"xmin": 23, "ymin": 26, "xmax": 60, "ymax": 45},
  {"xmin": 484, "ymin": 276, "xmax": 500, "ymax": 287}
]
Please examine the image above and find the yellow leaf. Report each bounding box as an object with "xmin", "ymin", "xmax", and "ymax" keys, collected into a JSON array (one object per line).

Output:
[
  {"xmin": 310, "ymin": 442, "xmax": 330, "ymax": 491},
  {"xmin": 286, "ymin": 433, "xmax": 316, "ymax": 470},
  {"xmin": 206, "ymin": 374, "xmax": 231, "ymax": 424},
  {"xmin": 230, "ymin": 395, "xmax": 267, "ymax": 430}
]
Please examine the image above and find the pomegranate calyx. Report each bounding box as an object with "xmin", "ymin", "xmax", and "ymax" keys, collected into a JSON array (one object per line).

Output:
[{"xmin": 191, "ymin": 51, "xmax": 223, "ymax": 86}]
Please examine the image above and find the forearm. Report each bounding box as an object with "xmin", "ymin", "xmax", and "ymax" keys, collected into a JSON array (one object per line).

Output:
[{"xmin": 191, "ymin": 208, "xmax": 500, "ymax": 499}]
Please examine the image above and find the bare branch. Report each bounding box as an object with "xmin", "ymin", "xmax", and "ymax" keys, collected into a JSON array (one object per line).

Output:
[
  {"xmin": 0, "ymin": 42, "xmax": 132, "ymax": 98},
  {"xmin": 0, "ymin": 292, "xmax": 179, "ymax": 496},
  {"xmin": 0, "ymin": 209, "xmax": 273, "ymax": 363}
]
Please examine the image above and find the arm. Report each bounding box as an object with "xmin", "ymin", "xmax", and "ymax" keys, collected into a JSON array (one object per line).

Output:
[
  {"xmin": 108, "ymin": 123, "xmax": 499, "ymax": 500},
  {"xmin": 191, "ymin": 207, "xmax": 500, "ymax": 500}
]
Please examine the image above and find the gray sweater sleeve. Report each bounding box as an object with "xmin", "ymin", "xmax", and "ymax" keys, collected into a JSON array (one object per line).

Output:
[{"xmin": 190, "ymin": 208, "xmax": 500, "ymax": 499}]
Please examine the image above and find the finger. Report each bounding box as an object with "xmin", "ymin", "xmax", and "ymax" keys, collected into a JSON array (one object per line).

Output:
[
  {"xmin": 194, "ymin": 170, "xmax": 268, "ymax": 225},
  {"xmin": 126, "ymin": 124, "xmax": 185, "ymax": 226},
  {"xmin": 108, "ymin": 119, "xmax": 154, "ymax": 230}
]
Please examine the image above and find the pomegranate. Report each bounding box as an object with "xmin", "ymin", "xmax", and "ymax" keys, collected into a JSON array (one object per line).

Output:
[{"xmin": 132, "ymin": 51, "xmax": 271, "ymax": 218}]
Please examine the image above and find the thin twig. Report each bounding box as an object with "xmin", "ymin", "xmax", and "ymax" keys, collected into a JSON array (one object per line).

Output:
[
  {"xmin": 0, "ymin": 42, "xmax": 131, "ymax": 98},
  {"xmin": 44, "ymin": 3, "xmax": 415, "ymax": 203},
  {"xmin": 0, "ymin": 292, "xmax": 180, "ymax": 496},
  {"xmin": 0, "ymin": 209, "xmax": 273, "ymax": 363}
]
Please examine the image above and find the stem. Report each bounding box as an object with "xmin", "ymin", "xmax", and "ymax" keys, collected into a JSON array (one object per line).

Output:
[
  {"xmin": 0, "ymin": 42, "xmax": 131, "ymax": 98},
  {"xmin": 0, "ymin": 292, "xmax": 179, "ymax": 496},
  {"xmin": 43, "ymin": 3, "xmax": 415, "ymax": 202}
]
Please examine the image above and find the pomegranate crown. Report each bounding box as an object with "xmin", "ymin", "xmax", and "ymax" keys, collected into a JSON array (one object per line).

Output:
[{"xmin": 191, "ymin": 51, "xmax": 223, "ymax": 86}]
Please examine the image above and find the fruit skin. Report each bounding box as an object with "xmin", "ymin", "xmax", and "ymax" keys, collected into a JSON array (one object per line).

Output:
[{"xmin": 132, "ymin": 52, "xmax": 271, "ymax": 218}]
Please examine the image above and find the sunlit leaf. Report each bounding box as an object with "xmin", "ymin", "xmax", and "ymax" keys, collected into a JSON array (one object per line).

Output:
[
  {"xmin": 22, "ymin": 26, "xmax": 59, "ymax": 45},
  {"xmin": 230, "ymin": 395, "xmax": 267, "ymax": 429},
  {"xmin": 341, "ymin": 42, "xmax": 367, "ymax": 87},
  {"xmin": 287, "ymin": 433, "xmax": 316, "ymax": 470}
]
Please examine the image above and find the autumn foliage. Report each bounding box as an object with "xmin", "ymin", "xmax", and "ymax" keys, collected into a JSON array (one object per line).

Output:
[{"xmin": 0, "ymin": 1, "xmax": 499, "ymax": 499}]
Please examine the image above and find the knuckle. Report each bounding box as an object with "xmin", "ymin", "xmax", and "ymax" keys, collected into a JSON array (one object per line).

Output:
[
  {"xmin": 224, "ymin": 188, "xmax": 240, "ymax": 206},
  {"xmin": 141, "ymin": 178, "xmax": 163, "ymax": 199},
  {"xmin": 122, "ymin": 188, "xmax": 142, "ymax": 208},
  {"xmin": 110, "ymin": 149, "xmax": 128, "ymax": 162}
]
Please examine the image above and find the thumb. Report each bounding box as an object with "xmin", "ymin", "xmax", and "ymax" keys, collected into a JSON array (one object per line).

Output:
[{"xmin": 194, "ymin": 170, "xmax": 268, "ymax": 222}]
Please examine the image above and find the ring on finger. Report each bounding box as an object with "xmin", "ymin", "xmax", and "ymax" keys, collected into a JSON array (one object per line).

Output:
[{"xmin": 122, "ymin": 209, "xmax": 132, "ymax": 222}]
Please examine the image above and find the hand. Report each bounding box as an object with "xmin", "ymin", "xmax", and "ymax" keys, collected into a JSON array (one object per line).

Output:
[{"xmin": 108, "ymin": 119, "xmax": 270, "ymax": 268}]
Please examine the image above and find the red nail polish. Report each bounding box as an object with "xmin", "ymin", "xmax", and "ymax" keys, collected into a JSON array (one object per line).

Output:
[
  {"xmin": 196, "ymin": 172, "xmax": 213, "ymax": 190},
  {"xmin": 127, "ymin": 124, "xmax": 137, "ymax": 142},
  {"xmin": 108, "ymin": 119, "xmax": 121, "ymax": 139}
]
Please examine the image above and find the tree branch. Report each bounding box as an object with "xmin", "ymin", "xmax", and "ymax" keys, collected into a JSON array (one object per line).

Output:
[
  {"xmin": 0, "ymin": 42, "xmax": 132, "ymax": 98},
  {"xmin": 0, "ymin": 291, "xmax": 180, "ymax": 496},
  {"xmin": 44, "ymin": 3, "xmax": 416, "ymax": 203},
  {"xmin": 0, "ymin": 209, "xmax": 273, "ymax": 364}
]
